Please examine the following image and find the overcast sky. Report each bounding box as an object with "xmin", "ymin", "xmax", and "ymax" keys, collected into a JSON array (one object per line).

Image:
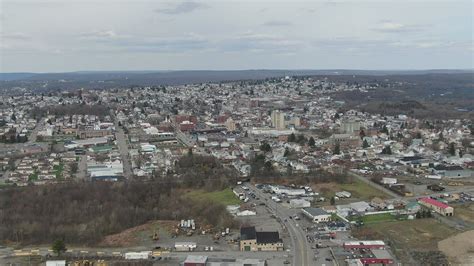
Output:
[{"xmin": 0, "ymin": 0, "xmax": 473, "ymax": 72}]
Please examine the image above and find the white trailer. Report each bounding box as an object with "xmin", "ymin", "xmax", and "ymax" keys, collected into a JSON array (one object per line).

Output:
[{"xmin": 124, "ymin": 251, "xmax": 151, "ymax": 260}]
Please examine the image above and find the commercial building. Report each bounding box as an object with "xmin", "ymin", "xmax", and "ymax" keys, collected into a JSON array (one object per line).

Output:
[
  {"xmin": 302, "ymin": 207, "xmax": 331, "ymax": 223},
  {"xmin": 240, "ymin": 226, "xmax": 283, "ymax": 251},
  {"xmin": 343, "ymin": 241, "xmax": 386, "ymax": 250},
  {"xmin": 270, "ymin": 185, "xmax": 306, "ymax": 196},
  {"xmin": 271, "ymin": 110, "xmax": 286, "ymax": 130},
  {"xmin": 344, "ymin": 249, "xmax": 394, "ymax": 265},
  {"xmin": 342, "ymin": 119, "xmax": 361, "ymax": 134},
  {"xmin": 289, "ymin": 199, "xmax": 311, "ymax": 208},
  {"xmin": 77, "ymin": 129, "xmax": 112, "ymax": 139},
  {"xmin": 418, "ymin": 197, "xmax": 454, "ymax": 216}
]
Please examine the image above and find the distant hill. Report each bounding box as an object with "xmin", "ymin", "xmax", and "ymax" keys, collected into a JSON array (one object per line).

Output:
[
  {"xmin": 0, "ymin": 73, "xmax": 38, "ymax": 81},
  {"xmin": 1, "ymin": 69, "xmax": 472, "ymax": 82}
]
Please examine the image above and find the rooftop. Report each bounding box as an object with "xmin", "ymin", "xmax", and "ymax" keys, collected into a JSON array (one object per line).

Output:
[
  {"xmin": 418, "ymin": 197, "xmax": 450, "ymax": 209},
  {"xmin": 256, "ymin": 231, "xmax": 282, "ymax": 244},
  {"xmin": 303, "ymin": 207, "xmax": 329, "ymax": 216},
  {"xmin": 240, "ymin": 226, "xmax": 256, "ymax": 240}
]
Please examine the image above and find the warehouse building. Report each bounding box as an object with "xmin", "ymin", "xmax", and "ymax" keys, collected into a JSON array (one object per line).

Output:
[
  {"xmin": 343, "ymin": 240, "xmax": 386, "ymax": 250},
  {"xmin": 418, "ymin": 197, "xmax": 454, "ymax": 216},
  {"xmin": 302, "ymin": 207, "xmax": 331, "ymax": 223}
]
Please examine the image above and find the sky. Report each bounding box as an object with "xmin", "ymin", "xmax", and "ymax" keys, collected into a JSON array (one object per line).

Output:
[{"xmin": 0, "ymin": 0, "xmax": 473, "ymax": 72}]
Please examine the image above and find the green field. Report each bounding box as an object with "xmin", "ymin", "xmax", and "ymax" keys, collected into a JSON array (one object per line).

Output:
[
  {"xmin": 339, "ymin": 179, "xmax": 389, "ymax": 199},
  {"xmin": 350, "ymin": 213, "xmax": 406, "ymax": 224},
  {"xmin": 186, "ymin": 188, "xmax": 241, "ymax": 206}
]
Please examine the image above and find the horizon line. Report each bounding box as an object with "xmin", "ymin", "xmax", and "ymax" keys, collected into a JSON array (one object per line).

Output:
[{"xmin": 1, "ymin": 68, "xmax": 474, "ymax": 74}]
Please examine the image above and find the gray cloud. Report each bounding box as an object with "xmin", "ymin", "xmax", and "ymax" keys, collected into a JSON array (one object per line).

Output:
[
  {"xmin": 220, "ymin": 32, "xmax": 306, "ymax": 53},
  {"xmin": 2, "ymin": 0, "xmax": 472, "ymax": 71},
  {"xmin": 90, "ymin": 33, "xmax": 211, "ymax": 53},
  {"xmin": 373, "ymin": 21, "xmax": 425, "ymax": 33},
  {"xmin": 79, "ymin": 30, "xmax": 123, "ymax": 40},
  {"xmin": 1, "ymin": 31, "xmax": 31, "ymax": 40},
  {"xmin": 154, "ymin": 1, "xmax": 208, "ymax": 15},
  {"xmin": 262, "ymin": 20, "xmax": 293, "ymax": 27}
]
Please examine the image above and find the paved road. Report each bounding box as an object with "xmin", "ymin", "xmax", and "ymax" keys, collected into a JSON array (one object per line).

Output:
[
  {"xmin": 247, "ymin": 183, "xmax": 314, "ymax": 266},
  {"xmin": 114, "ymin": 122, "xmax": 133, "ymax": 179},
  {"xmin": 27, "ymin": 118, "xmax": 44, "ymax": 144},
  {"xmin": 175, "ymin": 130, "xmax": 195, "ymax": 147},
  {"xmin": 349, "ymin": 170, "xmax": 474, "ymax": 201},
  {"xmin": 404, "ymin": 188, "xmax": 474, "ymax": 201},
  {"xmin": 76, "ymin": 154, "xmax": 88, "ymax": 180}
]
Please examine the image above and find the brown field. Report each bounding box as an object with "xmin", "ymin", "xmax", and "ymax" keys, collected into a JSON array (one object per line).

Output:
[
  {"xmin": 438, "ymin": 230, "xmax": 474, "ymax": 265},
  {"xmin": 452, "ymin": 204, "xmax": 474, "ymax": 226},
  {"xmin": 99, "ymin": 220, "xmax": 177, "ymax": 247},
  {"xmin": 357, "ymin": 219, "xmax": 458, "ymax": 250}
]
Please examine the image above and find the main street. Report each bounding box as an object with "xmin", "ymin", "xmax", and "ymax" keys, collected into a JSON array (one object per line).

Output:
[
  {"xmin": 111, "ymin": 116, "xmax": 133, "ymax": 179},
  {"xmin": 247, "ymin": 183, "xmax": 315, "ymax": 266}
]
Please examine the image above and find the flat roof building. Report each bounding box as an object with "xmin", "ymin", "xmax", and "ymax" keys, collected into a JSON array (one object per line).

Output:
[{"xmin": 302, "ymin": 207, "xmax": 331, "ymax": 223}]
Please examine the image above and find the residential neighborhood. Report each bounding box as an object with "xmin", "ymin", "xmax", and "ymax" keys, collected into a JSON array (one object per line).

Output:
[{"xmin": 1, "ymin": 73, "xmax": 473, "ymax": 266}]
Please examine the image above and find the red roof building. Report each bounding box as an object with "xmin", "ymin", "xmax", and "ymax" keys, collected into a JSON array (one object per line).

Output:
[{"xmin": 418, "ymin": 197, "xmax": 454, "ymax": 216}]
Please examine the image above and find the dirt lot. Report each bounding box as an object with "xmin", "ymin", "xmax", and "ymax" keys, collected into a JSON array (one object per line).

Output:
[
  {"xmin": 99, "ymin": 220, "xmax": 176, "ymax": 247},
  {"xmin": 313, "ymin": 180, "xmax": 389, "ymax": 202},
  {"xmin": 353, "ymin": 218, "xmax": 461, "ymax": 265},
  {"xmin": 99, "ymin": 219, "xmax": 240, "ymax": 251},
  {"xmin": 357, "ymin": 219, "xmax": 458, "ymax": 250},
  {"xmin": 439, "ymin": 230, "xmax": 474, "ymax": 265}
]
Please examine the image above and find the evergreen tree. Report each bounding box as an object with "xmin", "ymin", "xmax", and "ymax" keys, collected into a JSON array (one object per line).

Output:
[
  {"xmin": 448, "ymin": 142, "xmax": 456, "ymax": 156},
  {"xmin": 362, "ymin": 139, "xmax": 370, "ymax": 148},
  {"xmin": 308, "ymin": 137, "xmax": 315, "ymax": 147},
  {"xmin": 288, "ymin": 133, "xmax": 296, "ymax": 142},
  {"xmin": 52, "ymin": 239, "xmax": 67, "ymax": 256},
  {"xmin": 260, "ymin": 142, "xmax": 272, "ymax": 153},
  {"xmin": 381, "ymin": 145, "xmax": 392, "ymax": 155},
  {"xmin": 438, "ymin": 132, "xmax": 444, "ymax": 141},
  {"xmin": 333, "ymin": 143, "xmax": 341, "ymax": 155}
]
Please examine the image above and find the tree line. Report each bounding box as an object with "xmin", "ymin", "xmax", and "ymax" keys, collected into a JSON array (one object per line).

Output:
[{"xmin": 0, "ymin": 155, "xmax": 238, "ymax": 245}]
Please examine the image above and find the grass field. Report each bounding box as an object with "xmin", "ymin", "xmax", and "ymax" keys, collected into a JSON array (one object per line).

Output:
[
  {"xmin": 339, "ymin": 179, "xmax": 389, "ymax": 199},
  {"xmin": 354, "ymin": 218, "xmax": 458, "ymax": 250},
  {"xmin": 186, "ymin": 188, "xmax": 241, "ymax": 206},
  {"xmin": 349, "ymin": 213, "xmax": 404, "ymax": 224}
]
